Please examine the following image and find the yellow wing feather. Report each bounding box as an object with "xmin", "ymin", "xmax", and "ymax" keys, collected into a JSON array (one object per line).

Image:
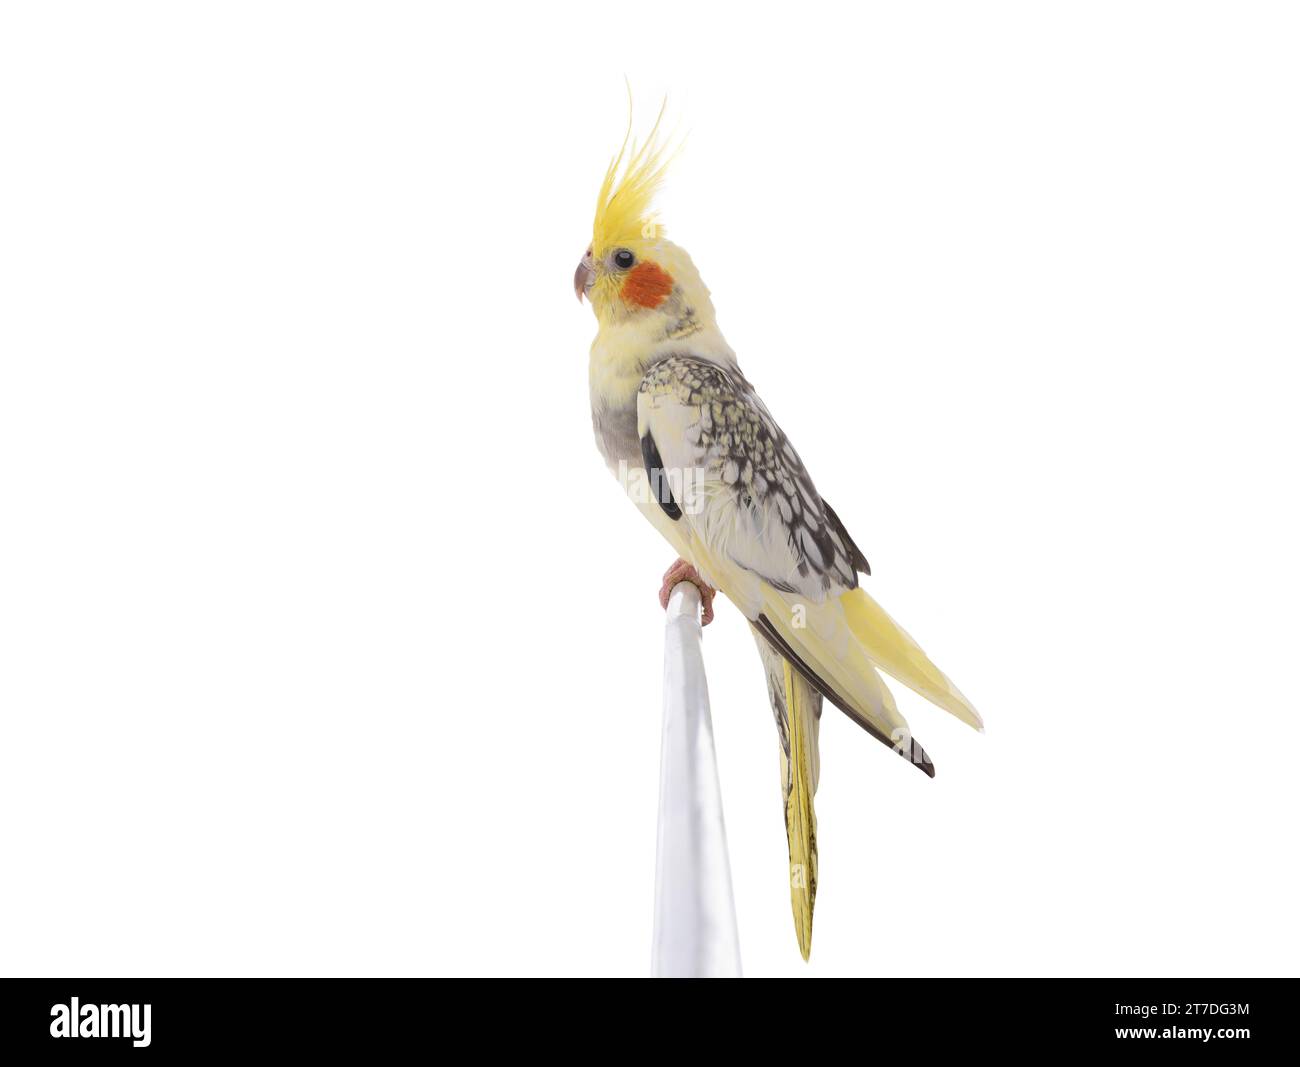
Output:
[{"xmin": 841, "ymin": 587, "xmax": 984, "ymax": 731}]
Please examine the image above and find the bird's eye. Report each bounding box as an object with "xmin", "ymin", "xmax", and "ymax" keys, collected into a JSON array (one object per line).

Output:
[{"xmin": 613, "ymin": 249, "xmax": 635, "ymax": 269}]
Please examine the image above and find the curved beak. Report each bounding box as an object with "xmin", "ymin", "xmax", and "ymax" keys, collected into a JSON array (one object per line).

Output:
[{"xmin": 574, "ymin": 253, "xmax": 594, "ymax": 303}]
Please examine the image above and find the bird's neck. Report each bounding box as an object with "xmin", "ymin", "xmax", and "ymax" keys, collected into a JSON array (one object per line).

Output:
[
  {"xmin": 588, "ymin": 311, "xmax": 734, "ymax": 412},
  {"xmin": 587, "ymin": 310, "xmax": 734, "ymax": 473}
]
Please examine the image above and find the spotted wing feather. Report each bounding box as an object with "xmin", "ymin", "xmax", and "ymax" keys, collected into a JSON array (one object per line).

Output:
[{"xmin": 637, "ymin": 356, "xmax": 862, "ymax": 602}]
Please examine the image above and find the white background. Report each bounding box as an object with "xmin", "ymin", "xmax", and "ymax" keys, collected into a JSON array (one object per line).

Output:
[{"xmin": 2, "ymin": 2, "xmax": 1297, "ymax": 978}]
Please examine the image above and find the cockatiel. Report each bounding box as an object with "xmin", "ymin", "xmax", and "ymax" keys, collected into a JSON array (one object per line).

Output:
[{"xmin": 576, "ymin": 113, "xmax": 983, "ymax": 961}]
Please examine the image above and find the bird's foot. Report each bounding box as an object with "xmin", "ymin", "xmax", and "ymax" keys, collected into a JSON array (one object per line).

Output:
[{"xmin": 659, "ymin": 558, "xmax": 716, "ymax": 626}]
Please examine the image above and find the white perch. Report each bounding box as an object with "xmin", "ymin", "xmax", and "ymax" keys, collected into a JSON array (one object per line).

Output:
[{"xmin": 651, "ymin": 581, "xmax": 742, "ymax": 978}]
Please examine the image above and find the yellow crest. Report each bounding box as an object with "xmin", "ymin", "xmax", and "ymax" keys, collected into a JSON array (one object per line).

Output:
[{"xmin": 592, "ymin": 99, "xmax": 675, "ymax": 257}]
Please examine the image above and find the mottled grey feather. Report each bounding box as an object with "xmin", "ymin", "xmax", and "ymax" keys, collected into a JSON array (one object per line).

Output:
[{"xmin": 639, "ymin": 355, "xmax": 862, "ymax": 596}]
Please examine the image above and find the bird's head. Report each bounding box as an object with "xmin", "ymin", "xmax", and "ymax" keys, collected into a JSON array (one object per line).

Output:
[{"xmin": 575, "ymin": 109, "xmax": 720, "ymax": 346}]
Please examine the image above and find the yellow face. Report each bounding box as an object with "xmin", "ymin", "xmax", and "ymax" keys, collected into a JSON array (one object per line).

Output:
[{"xmin": 574, "ymin": 240, "xmax": 675, "ymax": 316}]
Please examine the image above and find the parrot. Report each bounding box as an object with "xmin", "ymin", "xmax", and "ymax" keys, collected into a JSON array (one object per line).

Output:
[{"xmin": 575, "ymin": 110, "xmax": 983, "ymax": 960}]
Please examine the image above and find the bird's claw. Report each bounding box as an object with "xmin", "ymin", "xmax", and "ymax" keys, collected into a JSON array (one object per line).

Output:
[{"xmin": 659, "ymin": 558, "xmax": 716, "ymax": 626}]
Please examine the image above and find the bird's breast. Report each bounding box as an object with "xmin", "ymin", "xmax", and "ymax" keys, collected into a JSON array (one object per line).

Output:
[{"xmin": 590, "ymin": 396, "xmax": 640, "ymax": 473}]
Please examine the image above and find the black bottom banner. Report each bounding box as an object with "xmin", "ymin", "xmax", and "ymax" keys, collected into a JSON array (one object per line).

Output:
[{"xmin": 0, "ymin": 978, "xmax": 1288, "ymax": 1056}]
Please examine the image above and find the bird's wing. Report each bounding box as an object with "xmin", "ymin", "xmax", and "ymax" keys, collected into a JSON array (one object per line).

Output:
[
  {"xmin": 638, "ymin": 356, "xmax": 862, "ymax": 604},
  {"xmin": 638, "ymin": 355, "xmax": 981, "ymax": 775}
]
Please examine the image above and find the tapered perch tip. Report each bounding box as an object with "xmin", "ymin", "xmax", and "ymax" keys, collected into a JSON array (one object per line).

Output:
[{"xmin": 659, "ymin": 558, "xmax": 716, "ymax": 625}]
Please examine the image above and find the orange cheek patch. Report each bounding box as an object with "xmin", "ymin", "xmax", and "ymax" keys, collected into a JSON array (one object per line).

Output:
[{"xmin": 621, "ymin": 262, "xmax": 674, "ymax": 308}]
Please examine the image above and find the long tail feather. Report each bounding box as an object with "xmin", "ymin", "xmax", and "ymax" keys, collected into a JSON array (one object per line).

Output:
[
  {"xmin": 782, "ymin": 659, "xmax": 819, "ymax": 960},
  {"xmin": 753, "ymin": 630, "xmax": 821, "ymax": 960}
]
